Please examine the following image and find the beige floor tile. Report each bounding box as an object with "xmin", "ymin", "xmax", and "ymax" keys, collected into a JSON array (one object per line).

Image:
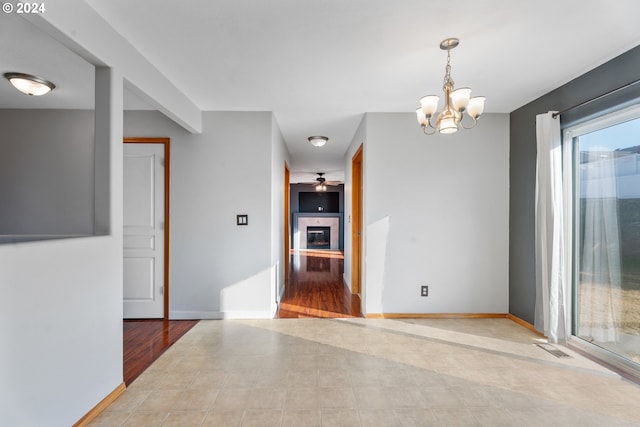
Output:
[
  {"xmin": 89, "ymin": 410, "xmax": 131, "ymax": 426},
  {"xmin": 247, "ymin": 387, "xmax": 286, "ymax": 410},
  {"xmin": 171, "ymin": 389, "xmax": 218, "ymax": 411},
  {"xmin": 161, "ymin": 411, "xmax": 207, "ymax": 427},
  {"xmin": 318, "ymin": 369, "xmax": 351, "ymax": 388},
  {"xmin": 128, "ymin": 371, "xmax": 168, "ymax": 391},
  {"xmin": 353, "ymin": 386, "xmax": 390, "ymax": 409},
  {"xmin": 288, "ymin": 369, "xmax": 319, "ymax": 387},
  {"xmin": 256, "ymin": 370, "xmax": 290, "ymax": 388},
  {"xmin": 348, "ymin": 369, "xmax": 382, "ymax": 387},
  {"xmin": 122, "ymin": 411, "xmax": 168, "ymax": 427},
  {"xmin": 395, "ymin": 408, "xmax": 438, "ymax": 427},
  {"xmin": 319, "ymin": 387, "xmax": 356, "ymax": 408},
  {"xmin": 241, "ymin": 409, "xmax": 283, "ymax": 427},
  {"xmin": 211, "ymin": 388, "xmax": 251, "ymax": 411},
  {"xmin": 201, "ymin": 410, "xmax": 244, "ymax": 427},
  {"xmin": 104, "ymin": 389, "xmax": 150, "ymax": 413},
  {"xmin": 431, "ymin": 408, "xmax": 482, "ymax": 427},
  {"xmin": 317, "ymin": 355, "xmax": 348, "ymax": 370},
  {"xmin": 223, "ymin": 371, "xmax": 259, "ymax": 388},
  {"xmin": 285, "ymin": 387, "xmax": 321, "ymax": 410},
  {"xmin": 188, "ymin": 369, "xmax": 228, "ymax": 390},
  {"xmin": 466, "ymin": 407, "xmax": 516, "ymax": 427},
  {"xmin": 418, "ymin": 386, "xmax": 463, "ymax": 408},
  {"xmin": 282, "ymin": 410, "xmax": 321, "ymax": 427},
  {"xmin": 386, "ymin": 387, "xmax": 424, "ymax": 408},
  {"xmin": 136, "ymin": 390, "xmax": 182, "ymax": 412},
  {"xmin": 157, "ymin": 371, "xmax": 197, "ymax": 390},
  {"xmin": 358, "ymin": 409, "xmax": 400, "ymax": 427},
  {"xmin": 320, "ymin": 408, "xmax": 361, "ymax": 427}
]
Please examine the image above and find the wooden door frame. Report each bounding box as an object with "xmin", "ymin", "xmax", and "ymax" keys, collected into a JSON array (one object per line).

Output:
[
  {"xmin": 283, "ymin": 161, "xmax": 290, "ymax": 291},
  {"xmin": 123, "ymin": 137, "xmax": 171, "ymax": 320},
  {"xmin": 351, "ymin": 144, "xmax": 363, "ymax": 295}
]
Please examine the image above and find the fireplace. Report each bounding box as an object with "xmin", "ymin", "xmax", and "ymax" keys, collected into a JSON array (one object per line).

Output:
[
  {"xmin": 293, "ymin": 213, "xmax": 342, "ymax": 250},
  {"xmin": 307, "ymin": 226, "xmax": 330, "ymax": 249}
]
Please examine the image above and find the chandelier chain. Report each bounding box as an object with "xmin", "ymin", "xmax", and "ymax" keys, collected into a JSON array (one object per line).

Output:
[{"xmin": 443, "ymin": 50, "xmax": 454, "ymax": 90}]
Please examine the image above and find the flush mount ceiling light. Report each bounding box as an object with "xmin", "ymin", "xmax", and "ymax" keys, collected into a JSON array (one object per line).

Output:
[
  {"xmin": 416, "ymin": 38, "xmax": 486, "ymax": 135},
  {"xmin": 308, "ymin": 135, "xmax": 328, "ymax": 147},
  {"xmin": 4, "ymin": 72, "xmax": 56, "ymax": 96}
]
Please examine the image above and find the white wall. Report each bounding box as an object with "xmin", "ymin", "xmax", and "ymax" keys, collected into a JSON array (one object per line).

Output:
[
  {"xmin": 0, "ymin": 69, "xmax": 123, "ymax": 426},
  {"xmin": 345, "ymin": 112, "xmax": 510, "ymax": 315},
  {"xmin": 124, "ymin": 110, "xmax": 285, "ymax": 319},
  {"xmin": 0, "ymin": 110, "xmax": 95, "ymax": 236}
]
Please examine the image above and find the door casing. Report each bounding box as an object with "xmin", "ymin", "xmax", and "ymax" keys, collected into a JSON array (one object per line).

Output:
[{"xmin": 351, "ymin": 144, "xmax": 363, "ymax": 295}]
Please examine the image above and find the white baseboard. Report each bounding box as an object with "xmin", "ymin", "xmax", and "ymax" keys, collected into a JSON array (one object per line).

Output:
[{"xmin": 169, "ymin": 311, "xmax": 222, "ymax": 320}]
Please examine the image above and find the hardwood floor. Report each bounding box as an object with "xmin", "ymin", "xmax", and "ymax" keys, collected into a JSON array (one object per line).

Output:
[
  {"xmin": 277, "ymin": 249, "xmax": 362, "ymax": 318},
  {"xmin": 123, "ymin": 319, "xmax": 198, "ymax": 385}
]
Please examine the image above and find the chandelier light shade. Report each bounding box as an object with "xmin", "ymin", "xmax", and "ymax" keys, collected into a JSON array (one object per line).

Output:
[
  {"xmin": 416, "ymin": 38, "xmax": 485, "ymax": 135},
  {"xmin": 308, "ymin": 135, "xmax": 328, "ymax": 147},
  {"xmin": 4, "ymin": 72, "xmax": 56, "ymax": 96}
]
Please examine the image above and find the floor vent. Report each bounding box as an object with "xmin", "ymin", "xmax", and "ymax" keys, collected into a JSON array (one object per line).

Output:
[{"xmin": 536, "ymin": 343, "xmax": 571, "ymax": 358}]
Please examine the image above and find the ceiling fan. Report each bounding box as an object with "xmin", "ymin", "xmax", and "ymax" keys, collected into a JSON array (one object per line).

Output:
[{"xmin": 312, "ymin": 173, "xmax": 340, "ymax": 190}]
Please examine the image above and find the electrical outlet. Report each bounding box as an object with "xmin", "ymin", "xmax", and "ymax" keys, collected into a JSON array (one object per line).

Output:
[{"xmin": 421, "ymin": 285, "xmax": 428, "ymax": 297}]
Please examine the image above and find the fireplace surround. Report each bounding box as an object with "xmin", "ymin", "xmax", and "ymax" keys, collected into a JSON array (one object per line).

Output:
[{"xmin": 293, "ymin": 213, "xmax": 342, "ymax": 250}]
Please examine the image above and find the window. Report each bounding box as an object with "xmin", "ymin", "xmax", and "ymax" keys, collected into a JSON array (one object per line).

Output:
[{"xmin": 566, "ymin": 105, "xmax": 640, "ymax": 374}]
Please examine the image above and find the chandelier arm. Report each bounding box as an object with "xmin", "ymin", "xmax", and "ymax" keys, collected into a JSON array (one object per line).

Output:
[
  {"xmin": 422, "ymin": 121, "xmax": 437, "ymax": 135},
  {"xmin": 459, "ymin": 113, "xmax": 479, "ymax": 130}
]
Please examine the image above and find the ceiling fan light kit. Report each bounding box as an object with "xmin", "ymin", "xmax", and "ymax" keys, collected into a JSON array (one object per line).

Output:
[
  {"xmin": 416, "ymin": 38, "xmax": 486, "ymax": 135},
  {"xmin": 4, "ymin": 72, "xmax": 56, "ymax": 96},
  {"xmin": 309, "ymin": 172, "xmax": 342, "ymax": 191},
  {"xmin": 308, "ymin": 135, "xmax": 328, "ymax": 147}
]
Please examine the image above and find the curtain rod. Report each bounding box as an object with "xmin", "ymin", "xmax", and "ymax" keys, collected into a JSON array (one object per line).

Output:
[{"xmin": 552, "ymin": 78, "xmax": 640, "ymax": 119}]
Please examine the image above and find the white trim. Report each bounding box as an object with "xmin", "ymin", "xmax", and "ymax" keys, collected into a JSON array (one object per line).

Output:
[
  {"xmin": 170, "ymin": 311, "xmax": 221, "ymax": 320},
  {"xmin": 562, "ymin": 127, "xmax": 574, "ymax": 342},
  {"xmin": 568, "ymin": 336, "xmax": 640, "ymax": 382},
  {"xmin": 564, "ymin": 103, "xmax": 640, "ymax": 137}
]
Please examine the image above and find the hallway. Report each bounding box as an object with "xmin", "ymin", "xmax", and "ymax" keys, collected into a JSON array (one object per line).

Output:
[{"xmin": 277, "ymin": 250, "xmax": 361, "ymax": 318}]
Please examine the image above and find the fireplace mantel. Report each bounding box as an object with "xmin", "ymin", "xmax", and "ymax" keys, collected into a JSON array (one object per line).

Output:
[{"xmin": 293, "ymin": 212, "xmax": 343, "ymax": 250}]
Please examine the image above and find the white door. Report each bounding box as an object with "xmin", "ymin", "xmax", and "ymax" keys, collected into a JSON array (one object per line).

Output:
[{"xmin": 123, "ymin": 143, "xmax": 165, "ymax": 318}]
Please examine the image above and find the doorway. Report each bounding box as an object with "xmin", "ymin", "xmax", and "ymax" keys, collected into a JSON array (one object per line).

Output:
[
  {"xmin": 123, "ymin": 138, "xmax": 170, "ymax": 319},
  {"xmin": 284, "ymin": 162, "xmax": 290, "ymax": 291},
  {"xmin": 351, "ymin": 144, "xmax": 363, "ymax": 295}
]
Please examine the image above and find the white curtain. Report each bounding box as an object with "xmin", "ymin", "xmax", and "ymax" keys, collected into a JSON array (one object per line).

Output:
[
  {"xmin": 534, "ymin": 111, "xmax": 568, "ymax": 343},
  {"xmin": 578, "ymin": 150, "xmax": 621, "ymax": 343}
]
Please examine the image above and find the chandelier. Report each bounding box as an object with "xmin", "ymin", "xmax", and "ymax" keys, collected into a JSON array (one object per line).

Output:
[{"xmin": 416, "ymin": 38, "xmax": 485, "ymax": 135}]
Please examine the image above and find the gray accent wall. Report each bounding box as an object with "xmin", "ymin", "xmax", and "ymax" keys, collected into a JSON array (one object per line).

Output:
[
  {"xmin": 509, "ymin": 45, "xmax": 640, "ymax": 324},
  {"xmin": 0, "ymin": 109, "xmax": 95, "ymax": 237}
]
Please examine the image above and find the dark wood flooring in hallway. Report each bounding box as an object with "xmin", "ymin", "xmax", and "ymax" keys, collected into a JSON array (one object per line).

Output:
[
  {"xmin": 123, "ymin": 319, "xmax": 198, "ymax": 385},
  {"xmin": 277, "ymin": 249, "xmax": 362, "ymax": 318}
]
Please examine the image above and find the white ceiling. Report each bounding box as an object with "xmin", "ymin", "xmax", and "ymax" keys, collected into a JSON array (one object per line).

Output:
[{"xmin": 2, "ymin": 1, "xmax": 640, "ymax": 183}]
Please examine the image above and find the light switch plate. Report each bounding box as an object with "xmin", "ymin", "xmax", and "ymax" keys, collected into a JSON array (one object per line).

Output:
[{"xmin": 237, "ymin": 214, "xmax": 248, "ymax": 226}]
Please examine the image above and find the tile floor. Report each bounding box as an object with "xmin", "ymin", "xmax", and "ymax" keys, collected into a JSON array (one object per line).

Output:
[{"xmin": 91, "ymin": 318, "xmax": 640, "ymax": 426}]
